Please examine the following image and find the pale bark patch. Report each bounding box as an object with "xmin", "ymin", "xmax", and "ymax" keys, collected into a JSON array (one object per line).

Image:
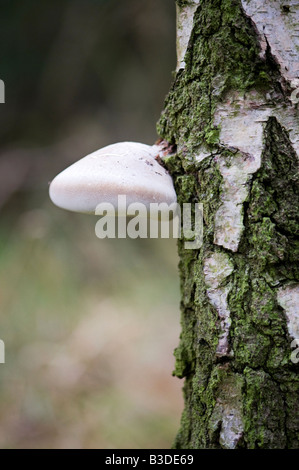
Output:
[
  {"xmin": 204, "ymin": 253, "xmax": 234, "ymax": 357},
  {"xmin": 242, "ymin": 0, "xmax": 299, "ymax": 83},
  {"xmin": 213, "ymin": 91, "xmax": 299, "ymax": 252},
  {"xmin": 176, "ymin": 1, "xmax": 199, "ymax": 71},
  {"xmin": 277, "ymin": 284, "xmax": 299, "ymax": 340},
  {"xmin": 194, "ymin": 146, "xmax": 213, "ymax": 163},
  {"xmin": 209, "ymin": 374, "xmax": 244, "ymax": 449}
]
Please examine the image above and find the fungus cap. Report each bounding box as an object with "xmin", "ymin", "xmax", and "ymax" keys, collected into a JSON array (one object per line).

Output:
[{"xmin": 49, "ymin": 141, "xmax": 177, "ymax": 214}]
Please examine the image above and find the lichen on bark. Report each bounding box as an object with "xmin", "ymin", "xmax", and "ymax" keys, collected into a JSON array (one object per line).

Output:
[{"xmin": 158, "ymin": 0, "xmax": 299, "ymax": 449}]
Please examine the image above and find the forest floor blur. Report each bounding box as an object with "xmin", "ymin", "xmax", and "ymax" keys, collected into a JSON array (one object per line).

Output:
[{"xmin": 0, "ymin": 198, "xmax": 182, "ymax": 448}]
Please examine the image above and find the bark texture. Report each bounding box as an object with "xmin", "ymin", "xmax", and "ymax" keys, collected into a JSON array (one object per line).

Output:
[{"xmin": 158, "ymin": 0, "xmax": 299, "ymax": 449}]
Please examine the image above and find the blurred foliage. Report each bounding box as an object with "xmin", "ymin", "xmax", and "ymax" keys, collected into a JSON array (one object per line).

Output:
[
  {"xmin": 0, "ymin": 0, "xmax": 182, "ymax": 449},
  {"xmin": 0, "ymin": 0, "xmax": 176, "ymax": 146}
]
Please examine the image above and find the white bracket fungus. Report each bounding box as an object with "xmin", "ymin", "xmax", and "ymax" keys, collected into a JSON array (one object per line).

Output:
[{"xmin": 49, "ymin": 141, "xmax": 177, "ymax": 215}]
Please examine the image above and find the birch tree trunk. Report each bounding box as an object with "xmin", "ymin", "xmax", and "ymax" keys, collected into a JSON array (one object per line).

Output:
[{"xmin": 158, "ymin": 0, "xmax": 299, "ymax": 449}]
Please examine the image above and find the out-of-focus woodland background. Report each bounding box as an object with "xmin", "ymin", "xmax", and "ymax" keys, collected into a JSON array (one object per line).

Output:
[{"xmin": 0, "ymin": 0, "xmax": 183, "ymax": 448}]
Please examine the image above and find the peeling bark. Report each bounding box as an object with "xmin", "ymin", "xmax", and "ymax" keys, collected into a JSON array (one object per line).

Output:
[{"xmin": 158, "ymin": 0, "xmax": 299, "ymax": 448}]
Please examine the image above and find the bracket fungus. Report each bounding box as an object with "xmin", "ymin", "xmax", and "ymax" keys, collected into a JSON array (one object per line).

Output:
[{"xmin": 49, "ymin": 141, "xmax": 177, "ymax": 215}]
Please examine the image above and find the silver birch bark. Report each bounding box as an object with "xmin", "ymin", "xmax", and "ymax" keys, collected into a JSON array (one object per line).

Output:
[{"xmin": 158, "ymin": 0, "xmax": 299, "ymax": 449}]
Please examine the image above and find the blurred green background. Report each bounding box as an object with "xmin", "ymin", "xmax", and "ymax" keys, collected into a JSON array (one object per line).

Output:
[{"xmin": 0, "ymin": 0, "xmax": 183, "ymax": 448}]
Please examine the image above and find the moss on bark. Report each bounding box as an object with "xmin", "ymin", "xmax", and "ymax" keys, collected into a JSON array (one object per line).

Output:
[
  {"xmin": 158, "ymin": 0, "xmax": 299, "ymax": 449},
  {"xmin": 159, "ymin": 0, "xmax": 281, "ymax": 151}
]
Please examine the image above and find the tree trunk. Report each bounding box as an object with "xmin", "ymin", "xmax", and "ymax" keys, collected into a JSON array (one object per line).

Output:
[{"xmin": 158, "ymin": 0, "xmax": 299, "ymax": 449}]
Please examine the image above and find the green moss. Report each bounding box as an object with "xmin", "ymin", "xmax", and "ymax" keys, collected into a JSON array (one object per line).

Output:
[
  {"xmin": 250, "ymin": 278, "xmax": 286, "ymax": 336},
  {"xmin": 205, "ymin": 127, "xmax": 220, "ymax": 145},
  {"xmin": 248, "ymin": 217, "xmax": 288, "ymax": 270},
  {"xmin": 243, "ymin": 368, "xmax": 287, "ymax": 448},
  {"xmin": 233, "ymin": 324, "xmax": 271, "ymax": 368},
  {"xmin": 248, "ymin": 118, "xmax": 299, "ymax": 235},
  {"xmin": 244, "ymin": 117, "xmax": 299, "ymax": 282},
  {"xmin": 228, "ymin": 117, "xmax": 299, "ymax": 446},
  {"xmin": 157, "ymin": 0, "xmax": 281, "ymax": 150}
]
